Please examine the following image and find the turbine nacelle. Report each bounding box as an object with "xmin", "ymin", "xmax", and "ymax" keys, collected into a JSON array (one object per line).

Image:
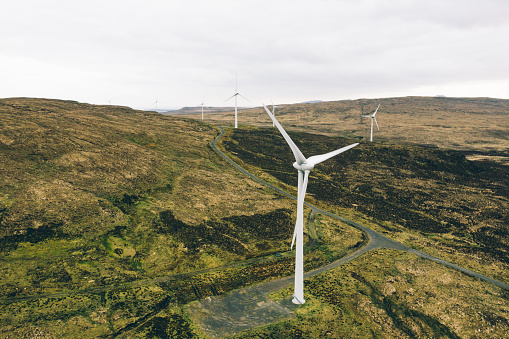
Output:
[{"xmin": 293, "ymin": 161, "xmax": 314, "ymax": 171}]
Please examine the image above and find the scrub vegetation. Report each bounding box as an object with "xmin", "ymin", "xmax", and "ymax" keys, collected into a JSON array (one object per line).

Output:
[
  {"xmin": 179, "ymin": 96, "xmax": 509, "ymax": 153},
  {"xmin": 0, "ymin": 98, "xmax": 359, "ymax": 338},
  {"xmin": 222, "ymin": 126, "xmax": 509, "ymax": 282},
  {"xmin": 0, "ymin": 98, "xmax": 283, "ymax": 335},
  {"xmin": 1, "ymin": 97, "xmax": 508, "ymax": 338},
  {"xmin": 235, "ymin": 250, "xmax": 509, "ymax": 339}
]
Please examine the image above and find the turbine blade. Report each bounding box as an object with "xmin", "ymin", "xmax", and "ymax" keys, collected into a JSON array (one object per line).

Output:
[
  {"xmin": 223, "ymin": 94, "xmax": 236, "ymax": 103},
  {"xmin": 290, "ymin": 225, "xmax": 297, "ymax": 249},
  {"xmin": 306, "ymin": 143, "xmax": 359, "ymax": 166},
  {"xmin": 374, "ymin": 117, "xmax": 380, "ymax": 130},
  {"xmin": 263, "ymin": 105, "xmax": 307, "ymax": 164},
  {"xmin": 295, "ymin": 170, "xmax": 310, "ymax": 247},
  {"xmin": 300, "ymin": 171, "xmax": 310, "ymax": 206},
  {"xmin": 292, "ymin": 170, "xmax": 309, "ymax": 249},
  {"xmin": 238, "ymin": 93, "xmax": 251, "ymax": 103},
  {"xmin": 372, "ymin": 104, "xmax": 380, "ymax": 117},
  {"xmin": 291, "ymin": 170, "xmax": 304, "ymax": 249}
]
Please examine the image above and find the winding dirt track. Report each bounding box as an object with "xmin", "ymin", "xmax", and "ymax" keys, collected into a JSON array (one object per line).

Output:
[
  {"xmin": 187, "ymin": 126, "xmax": 509, "ymax": 338},
  {"xmin": 210, "ymin": 127, "xmax": 509, "ymax": 291}
]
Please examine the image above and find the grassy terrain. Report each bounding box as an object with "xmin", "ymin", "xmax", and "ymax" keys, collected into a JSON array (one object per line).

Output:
[
  {"xmin": 234, "ymin": 250, "xmax": 509, "ymax": 338},
  {"xmin": 222, "ymin": 127, "xmax": 509, "ymax": 283},
  {"xmin": 0, "ymin": 98, "xmax": 362, "ymax": 338},
  {"xmin": 178, "ymin": 96, "xmax": 509, "ymax": 154},
  {"xmin": 1, "ymin": 97, "xmax": 508, "ymax": 338}
]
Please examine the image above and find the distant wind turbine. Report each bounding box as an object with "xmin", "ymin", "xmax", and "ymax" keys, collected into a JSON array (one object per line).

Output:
[
  {"xmin": 362, "ymin": 104, "xmax": 380, "ymax": 142},
  {"xmin": 263, "ymin": 104, "xmax": 358, "ymax": 304},
  {"xmin": 271, "ymin": 100, "xmax": 281, "ymax": 127},
  {"xmin": 153, "ymin": 97, "xmax": 159, "ymax": 112},
  {"xmin": 199, "ymin": 98, "xmax": 209, "ymax": 120},
  {"xmin": 224, "ymin": 75, "xmax": 250, "ymax": 128}
]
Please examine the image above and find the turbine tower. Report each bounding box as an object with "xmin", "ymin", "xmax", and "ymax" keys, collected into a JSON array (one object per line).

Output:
[
  {"xmin": 199, "ymin": 98, "xmax": 208, "ymax": 120},
  {"xmin": 361, "ymin": 104, "xmax": 380, "ymax": 142},
  {"xmin": 224, "ymin": 75, "xmax": 250, "ymax": 128},
  {"xmin": 263, "ymin": 105, "xmax": 358, "ymax": 304},
  {"xmin": 153, "ymin": 97, "xmax": 159, "ymax": 112},
  {"xmin": 271, "ymin": 100, "xmax": 281, "ymax": 127}
]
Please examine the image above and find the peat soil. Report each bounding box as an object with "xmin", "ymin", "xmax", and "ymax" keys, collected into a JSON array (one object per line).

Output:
[{"xmin": 186, "ymin": 127, "xmax": 509, "ymax": 338}]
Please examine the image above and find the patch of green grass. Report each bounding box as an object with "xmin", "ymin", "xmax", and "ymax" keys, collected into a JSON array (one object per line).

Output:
[{"xmin": 239, "ymin": 250, "xmax": 508, "ymax": 339}]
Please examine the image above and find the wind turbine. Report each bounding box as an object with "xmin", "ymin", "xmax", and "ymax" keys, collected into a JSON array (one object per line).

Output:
[
  {"xmin": 153, "ymin": 97, "xmax": 159, "ymax": 112},
  {"xmin": 224, "ymin": 75, "xmax": 250, "ymax": 128},
  {"xmin": 271, "ymin": 100, "xmax": 281, "ymax": 127},
  {"xmin": 263, "ymin": 105, "xmax": 358, "ymax": 304},
  {"xmin": 199, "ymin": 98, "xmax": 209, "ymax": 121},
  {"xmin": 361, "ymin": 104, "xmax": 380, "ymax": 142}
]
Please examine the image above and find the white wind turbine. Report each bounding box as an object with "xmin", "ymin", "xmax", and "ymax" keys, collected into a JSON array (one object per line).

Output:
[
  {"xmin": 263, "ymin": 105, "xmax": 359, "ymax": 304},
  {"xmin": 224, "ymin": 75, "xmax": 250, "ymax": 128},
  {"xmin": 153, "ymin": 97, "xmax": 159, "ymax": 112},
  {"xmin": 199, "ymin": 98, "xmax": 209, "ymax": 120},
  {"xmin": 271, "ymin": 100, "xmax": 281, "ymax": 127},
  {"xmin": 361, "ymin": 104, "xmax": 380, "ymax": 142}
]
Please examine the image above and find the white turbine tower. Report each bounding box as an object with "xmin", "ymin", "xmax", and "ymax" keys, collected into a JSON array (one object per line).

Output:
[
  {"xmin": 271, "ymin": 100, "xmax": 281, "ymax": 127},
  {"xmin": 362, "ymin": 104, "xmax": 380, "ymax": 142},
  {"xmin": 153, "ymin": 97, "xmax": 159, "ymax": 112},
  {"xmin": 263, "ymin": 105, "xmax": 358, "ymax": 304},
  {"xmin": 224, "ymin": 75, "xmax": 250, "ymax": 128},
  {"xmin": 199, "ymin": 98, "xmax": 209, "ymax": 121}
]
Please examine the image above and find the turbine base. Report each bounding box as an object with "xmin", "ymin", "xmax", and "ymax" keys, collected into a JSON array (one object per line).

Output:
[{"xmin": 292, "ymin": 296, "xmax": 306, "ymax": 305}]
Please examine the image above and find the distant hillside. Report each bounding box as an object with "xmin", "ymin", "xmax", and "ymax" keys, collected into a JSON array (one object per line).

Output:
[
  {"xmin": 178, "ymin": 96, "xmax": 509, "ymax": 153},
  {"xmin": 163, "ymin": 106, "xmax": 247, "ymax": 115},
  {"xmin": 301, "ymin": 100, "xmax": 324, "ymax": 104}
]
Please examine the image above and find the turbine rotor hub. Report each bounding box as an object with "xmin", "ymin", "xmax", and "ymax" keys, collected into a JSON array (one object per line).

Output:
[{"xmin": 293, "ymin": 161, "xmax": 314, "ymax": 171}]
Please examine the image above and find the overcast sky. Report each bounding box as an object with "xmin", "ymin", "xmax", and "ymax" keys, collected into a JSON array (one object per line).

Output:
[{"xmin": 2, "ymin": 0, "xmax": 509, "ymax": 110}]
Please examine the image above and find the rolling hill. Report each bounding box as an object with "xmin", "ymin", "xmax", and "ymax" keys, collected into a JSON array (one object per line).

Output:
[
  {"xmin": 1, "ymin": 97, "xmax": 508, "ymax": 338},
  {"xmin": 0, "ymin": 98, "xmax": 308, "ymax": 337},
  {"xmin": 176, "ymin": 96, "xmax": 509, "ymax": 154}
]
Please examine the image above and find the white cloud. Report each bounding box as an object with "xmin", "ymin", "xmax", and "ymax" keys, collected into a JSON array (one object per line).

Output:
[{"xmin": 2, "ymin": 0, "xmax": 509, "ymax": 108}]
